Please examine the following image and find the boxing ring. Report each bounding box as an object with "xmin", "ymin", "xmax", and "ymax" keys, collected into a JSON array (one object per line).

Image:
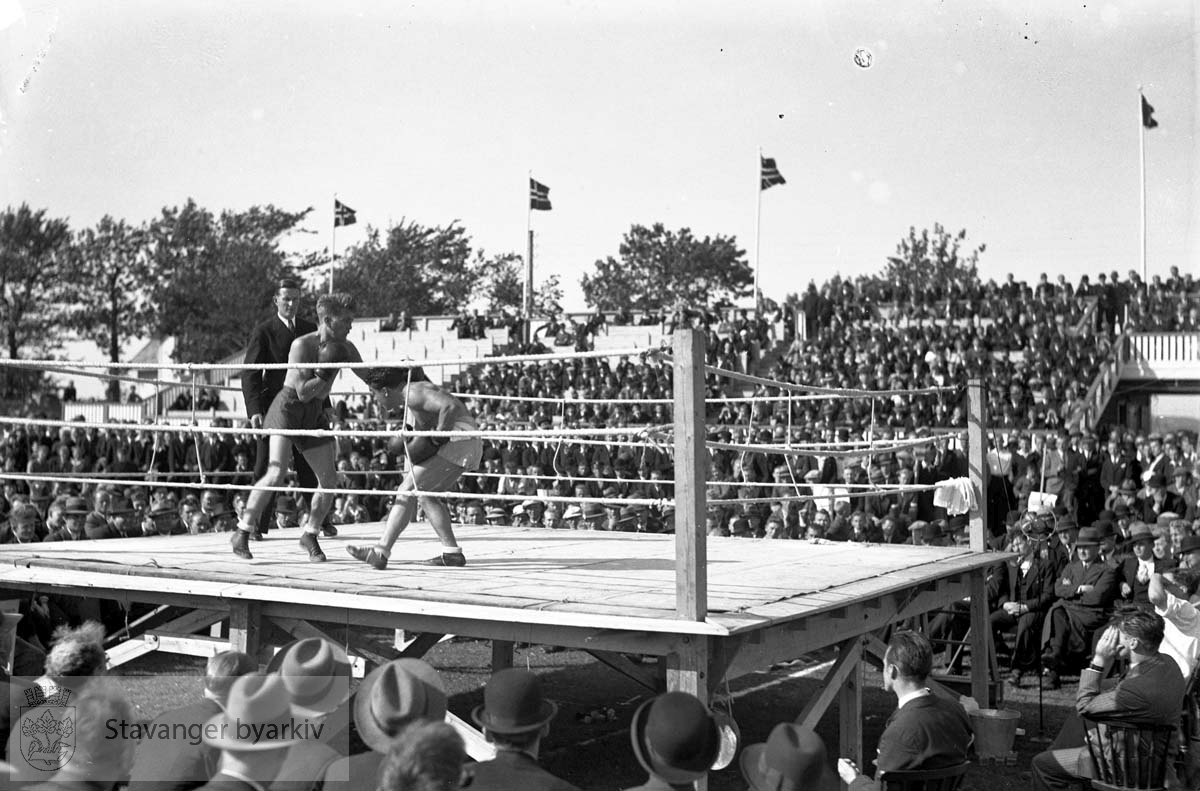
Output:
[{"xmin": 0, "ymin": 330, "xmax": 1004, "ymax": 770}]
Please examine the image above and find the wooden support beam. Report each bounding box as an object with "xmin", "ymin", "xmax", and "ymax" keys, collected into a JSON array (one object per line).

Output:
[
  {"xmin": 966, "ymin": 378, "xmax": 989, "ymax": 551},
  {"xmin": 106, "ymin": 635, "xmax": 160, "ymax": 666},
  {"xmin": 795, "ymin": 637, "xmax": 863, "ymax": 731},
  {"xmin": 968, "ymin": 568, "xmax": 992, "ymax": 705},
  {"xmin": 666, "ymin": 636, "xmax": 710, "ymax": 704},
  {"xmin": 228, "ymin": 601, "xmax": 261, "ymax": 658},
  {"xmin": 838, "ymin": 637, "xmax": 864, "ymax": 767},
  {"xmin": 491, "ymin": 640, "xmax": 514, "ymax": 671},
  {"xmin": 587, "ymin": 650, "xmax": 663, "ymax": 693},
  {"xmin": 147, "ymin": 632, "xmax": 228, "ymax": 658},
  {"xmin": 674, "ymin": 329, "xmax": 707, "ymax": 622},
  {"xmin": 398, "ymin": 632, "xmax": 446, "ymax": 659}
]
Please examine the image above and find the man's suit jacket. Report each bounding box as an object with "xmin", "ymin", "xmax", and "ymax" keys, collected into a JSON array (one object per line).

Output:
[
  {"xmin": 996, "ymin": 555, "xmax": 1058, "ymax": 614},
  {"xmin": 128, "ymin": 698, "xmax": 221, "ymax": 791},
  {"xmin": 1054, "ymin": 559, "xmax": 1118, "ymax": 613},
  {"xmin": 849, "ymin": 693, "xmax": 972, "ymax": 791},
  {"xmin": 1118, "ymin": 556, "xmax": 1172, "ymax": 607},
  {"xmin": 242, "ymin": 315, "xmax": 316, "ymax": 421},
  {"xmin": 1077, "ymin": 652, "xmax": 1186, "ymax": 725},
  {"xmin": 469, "ymin": 750, "xmax": 581, "ymax": 791}
]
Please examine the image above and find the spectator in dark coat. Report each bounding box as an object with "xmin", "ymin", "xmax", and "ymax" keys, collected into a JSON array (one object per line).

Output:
[
  {"xmin": 469, "ymin": 668, "xmax": 580, "ymax": 791},
  {"xmin": 128, "ymin": 651, "xmax": 257, "ymax": 791},
  {"xmin": 837, "ymin": 631, "xmax": 971, "ymax": 790}
]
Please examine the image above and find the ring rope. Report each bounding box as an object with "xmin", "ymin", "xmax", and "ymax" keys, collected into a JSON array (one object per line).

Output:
[
  {"xmin": 707, "ymin": 433, "xmax": 959, "ymax": 459},
  {"xmin": 0, "ymin": 470, "xmax": 673, "ymax": 509},
  {"xmin": 0, "ymin": 345, "xmax": 661, "ymax": 373},
  {"xmin": 0, "ymin": 415, "xmax": 661, "ymax": 440},
  {"xmin": 656, "ymin": 352, "xmax": 960, "ymax": 397},
  {"xmin": 704, "ymin": 480, "xmax": 943, "ymax": 492}
]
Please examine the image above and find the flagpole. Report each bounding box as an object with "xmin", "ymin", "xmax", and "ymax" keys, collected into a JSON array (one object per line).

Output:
[
  {"xmin": 330, "ymin": 192, "xmax": 337, "ymax": 295},
  {"xmin": 525, "ymin": 172, "xmax": 534, "ymax": 346},
  {"xmin": 754, "ymin": 147, "xmax": 763, "ymax": 314},
  {"xmin": 1138, "ymin": 87, "xmax": 1147, "ymax": 281}
]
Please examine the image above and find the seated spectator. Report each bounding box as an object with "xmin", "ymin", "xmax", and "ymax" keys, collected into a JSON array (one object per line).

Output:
[
  {"xmin": 1118, "ymin": 522, "xmax": 1169, "ymax": 608},
  {"xmin": 994, "ymin": 523, "xmax": 1058, "ymax": 687},
  {"xmin": 469, "ymin": 668, "xmax": 579, "ymax": 791},
  {"xmin": 836, "ymin": 630, "xmax": 972, "ymax": 790},
  {"xmin": 1149, "ymin": 567, "xmax": 1200, "ymax": 678},
  {"xmin": 128, "ymin": 650, "xmax": 258, "ymax": 791},
  {"xmin": 1040, "ymin": 526, "xmax": 1119, "ymax": 689},
  {"xmin": 1031, "ymin": 610, "xmax": 1186, "ymax": 791},
  {"xmin": 197, "ymin": 674, "xmax": 307, "ymax": 791},
  {"xmin": 320, "ymin": 658, "xmax": 447, "ymax": 791},
  {"xmin": 625, "ymin": 691, "xmax": 726, "ymax": 791},
  {"xmin": 740, "ymin": 722, "xmax": 838, "ymax": 791},
  {"xmin": 377, "ymin": 721, "xmax": 468, "ymax": 791}
]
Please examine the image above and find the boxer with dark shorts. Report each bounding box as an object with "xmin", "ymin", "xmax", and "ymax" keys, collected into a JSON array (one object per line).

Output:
[{"xmin": 232, "ymin": 292, "xmax": 365, "ymax": 562}]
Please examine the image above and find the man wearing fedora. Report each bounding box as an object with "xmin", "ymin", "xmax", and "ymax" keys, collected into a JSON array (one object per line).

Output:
[
  {"xmin": 318, "ymin": 658, "xmax": 447, "ymax": 791},
  {"xmin": 1040, "ymin": 525, "xmax": 1119, "ymax": 689},
  {"xmin": 197, "ymin": 674, "xmax": 308, "ymax": 791},
  {"xmin": 266, "ymin": 638, "xmax": 353, "ymax": 790},
  {"xmin": 470, "ymin": 668, "xmax": 578, "ymax": 791},
  {"xmin": 837, "ymin": 631, "xmax": 971, "ymax": 791},
  {"xmin": 994, "ymin": 524, "xmax": 1059, "ymax": 687},
  {"xmin": 129, "ymin": 650, "xmax": 258, "ymax": 791},
  {"xmin": 741, "ymin": 722, "xmax": 837, "ymax": 791},
  {"xmin": 1178, "ymin": 535, "xmax": 1200, "ymax": 570},
  {"xmin": 43, "ymin": 495, "xmax": 91, "ymax": 541},
  {"xmin": 625, "ymin": 691, "xmax": 729, "ymax": 791},
  {"xmin": 1117, "ymin": 523, "xmax": 1170, "ymax": 609}
]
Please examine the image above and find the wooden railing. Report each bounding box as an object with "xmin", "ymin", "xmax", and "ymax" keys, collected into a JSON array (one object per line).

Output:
[
  {"xmin": 1069, "ymin": 332, "xmax": 1131, "ymax": 431},
  {"xmin": 1121, "ymin": 332, "xmax": 1200, "ymax": 380}
]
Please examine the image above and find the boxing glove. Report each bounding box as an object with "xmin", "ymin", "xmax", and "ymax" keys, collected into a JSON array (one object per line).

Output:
[{"xmin": 315, "ymin": 340, "xmax": 352, "ymax": 381}]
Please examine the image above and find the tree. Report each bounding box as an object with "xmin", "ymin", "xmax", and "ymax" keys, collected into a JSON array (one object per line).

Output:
[
  {"xmin": 63, "ymin": 216, "xmax": 155, "ymax": 400},
  {"xmin": 533, "ymin": 274, "xmax": 564, "ymax": 317},
  {"xmin": 580, "ymin": 223, "xmax": 750, "ymax": 312},
  {"xmin": 326, "ymin": 219, "xmax": 479, "ymax": 318},
  {"xmin": 883, "ymin": 224, "xmax": 985, "ymax": 296},
  {"xmin": 147, "ymin": 199, "xmax": 311, "ymax": 364},
  {"xmin": 474, "ymin": 252, "xmax": 524, "ymax": 314},
  {"xmin": 0, "ymin": 204, "xmax": 72, "ymax": 396}
]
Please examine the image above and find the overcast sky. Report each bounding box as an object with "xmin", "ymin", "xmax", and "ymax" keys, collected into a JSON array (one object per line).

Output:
[{"xmin": 1, "ymin": 0, "xmax": 1195, "ymax": 312}]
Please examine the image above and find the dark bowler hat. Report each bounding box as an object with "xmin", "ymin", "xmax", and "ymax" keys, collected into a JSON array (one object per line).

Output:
[
  {"xmin": 1176, "ymin": 535, "xmax": 1200, "ymax": 559},
  {"xmin": 1148, "ymin": 473, "xmax": 1168, "ymax": 489},
  {"xmin": 354, "ymin": 659, "xmax": 446, "ymax": 753},
  {"xmin": 471, "ymin": 668, "xmax": 557, "ymax": 735},
  {"xmin": 1053, "ymin": 514, "xmax": 1078, "ymax": 534},
  {"xmin": 275, "ymin": 495, "xmax": 299, "ymax": 514},
  {"xmin": 1119, "ymin": 479, "xmax": 1138, "ymax": 494},
  {"xmin": 630, "ymin": 691, "xmax": 726, "ymax": 785},
  {"xmin": 1074, "ymin": 527, "xmax": 1102, "ymax": 547},
  {"xmin": 741, "ymin": 722, "xmax": 838, "ymax": 791},
  {"xmin": 204, "ymin": 673, "xmax": 305, "ymax": 752},
  {"xmin": 1092, "ymin": 520, "xmax": 1115, "ymax": 540},
  {"xmin": 63, "ymin": 496, "xmax": 90, "ymax": 515}
]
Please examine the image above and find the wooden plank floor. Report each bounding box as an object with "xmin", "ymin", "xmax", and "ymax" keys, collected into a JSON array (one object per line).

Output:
[{"xmin": 0, "ymin": 523, "xmax": 996, "ymax": 636}]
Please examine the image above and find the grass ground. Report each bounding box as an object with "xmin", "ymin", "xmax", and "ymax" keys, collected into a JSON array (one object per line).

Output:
[{"xmin": 109, "ymin": 634, "xmax": 1086, "ymax": 791}]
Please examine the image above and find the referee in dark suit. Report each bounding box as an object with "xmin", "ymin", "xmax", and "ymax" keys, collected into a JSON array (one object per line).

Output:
[{"xmin": 242, "ymin": 277, "xmax": 322, "ymax": 537}]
